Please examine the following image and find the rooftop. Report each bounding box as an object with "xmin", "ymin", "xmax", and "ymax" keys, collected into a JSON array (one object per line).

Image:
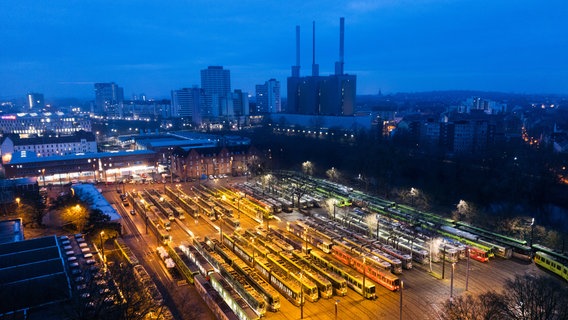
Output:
[
  {"xmin": 0, "ymin": 235, "xmax": 71, "ymax": 315},
  {"xmin": 7, "ymin": 149, "xmax": 155, "ymax": 165}
]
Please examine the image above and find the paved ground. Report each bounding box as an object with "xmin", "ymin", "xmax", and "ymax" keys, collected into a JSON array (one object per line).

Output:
[{"xmin": 14, "ymin": 179, "xmax": 558, "ymax": 320}]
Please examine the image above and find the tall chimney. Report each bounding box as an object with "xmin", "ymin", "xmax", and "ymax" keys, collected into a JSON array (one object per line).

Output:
[
  {"xmin": 291, "ymin": 25, "xmax": 300, "ymax": 77},
  {"xmin": 312, "ymin": 21, "xmax": 319, "ymax": 76},
  {"xmin": 335, "ymin": 17, "xmax": 345, "ymax": 75}
]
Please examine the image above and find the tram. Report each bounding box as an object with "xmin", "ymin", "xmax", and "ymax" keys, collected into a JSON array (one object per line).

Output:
[
  {"xmin": 205, "ymin": 237, "xmax": 282, "ymax": 312},
  {"xmin": 209, "ymin": 273, "xmax": 260, "ymax": 320},
  {"xmin": 533, "ymin": 251, "xmax": 568, "ymax": 282},
  {"xmin": 309, "ymin": 250, "xmax": 379, "ymax": 299},
  {"xmin": 193, "ymin": 240, "xmax": 267, "ymax": 317},
  {"xmin": 292, "ymin": 250, "xmax": 348, "ymax": 296},
  {"xmin": 194, "ymin": 274, "xmax": 239, "ymax": 320}
]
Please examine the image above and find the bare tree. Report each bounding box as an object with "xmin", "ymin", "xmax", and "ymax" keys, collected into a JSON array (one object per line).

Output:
[
  {"xmin": 442, "ymin": 275, "xmax": 568, "ymax": 320},
  {"xmin": 289, "ymin": 181, "xmax": 314, "ymax": 209},
  {"xmin": 302, "ymin": 161, "xmax": 314, "ymax": 176},
  {"xmin": 499, "ymin": 274, "xmax": 568, "ymax": 320},
  {"xmin": 260, "ymin": 174, "xmax": 276, "ymax": 194},
  {"xmin": 326, "ymin": 167, "xmax": 341, "ymax": 183},
  {"xmin": 323, "ymin": 198, "xmax": 339, "ymax": 220},
  {"xmin": 61, "ymin": 203, "xmax": 89, "ymax": 232},
  {"xmin": 108, "ymin": 262, "xmax": 160, "ymax": 320},
  {"xmin": 441, "ymin": 294, "xmax": 485, "ymax": 320},
  {"xmin": 451, "ymin": 200, "xmax": 477, "ymax": 222}
]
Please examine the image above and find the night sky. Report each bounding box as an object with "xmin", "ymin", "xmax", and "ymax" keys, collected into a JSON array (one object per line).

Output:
[{"xmin": 1, "ymin": 0, "xmax": 567, "ymax": 100}]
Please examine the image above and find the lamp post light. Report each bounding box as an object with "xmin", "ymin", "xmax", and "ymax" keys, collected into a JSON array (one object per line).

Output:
[
  {"xmin": 429, "ymin": 240, "xmax": 433, "ymax": 273},
  {"xmin": 251, "ymin": 238, "xmax": 256, "ymax": 268},
  {"xmin": 300, "ymin": 271, "xmax": 304, "ymax": 319},
  {"xmin": 442, "ymin": 240, "xmax": 446, "ymax": 280},
  {"xmin": 466, "ymin": 247, "xmax": 470, "ymax": 291},
  {"xmin": 450, "ymin": 262, "xmax": 456, "ymax": 303},
  {"xmin": 220, "ymin": 215, "xmax": 224, "ymax": 242},
  {"xmin": 99, "ymin": 231, "xmax": 105, "ymax": 264},
  {"xmin": 333, "ymin": 203, "xmax": 337, "ymax": 221},
  {"xmin": 376, "ymin": 213, "xmax": 380, "ymax": 240},
  {"xmin": 399, "ymin": 280, "xmax": 404, "ymax": 320},
  {"xmin": 362, "ymin": 257, "xmax": 367, "ymax": 297},
  {"xmin": 237, "ymin": 195, "xmax": 243, "ymax": 219},
  {"xmin": 335, "ymin": 300, "xmax": 340, "ymax": 320},
  {"xmin": 304, "ymin": 229, "xmax": 308, "ymax": 254},
  {"xmin": 410, "ymin": 187, "xmax": 417, "ymax": 208},
  {"xmin": 530, "ymin": 218, "xmax": 535, "ymax": 247},
  {"xmin": 15, "ymin": 197, "xmax": 21, "ymax": 207},
  {"xmin": 140, "ymin": 199, "xmax": 148, "ymax": 235}
]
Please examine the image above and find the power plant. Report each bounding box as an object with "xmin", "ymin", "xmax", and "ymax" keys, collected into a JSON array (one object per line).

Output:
[{"xmin": 287, "ymin": 17, "xmax": 356, "ymax": 116}]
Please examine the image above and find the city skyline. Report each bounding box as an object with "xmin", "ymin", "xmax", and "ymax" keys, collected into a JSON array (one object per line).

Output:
[{"xmin": 1, "ymin": 0, "xmax": 567, "ymax": 101}]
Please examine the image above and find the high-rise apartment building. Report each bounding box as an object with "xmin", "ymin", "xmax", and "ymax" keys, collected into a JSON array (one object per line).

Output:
[
  {"xmin": 26, "ymin": 93, "xmax": 44, "ymax": 110},
  {"xmin": 255, "ymin": 79, "xmax": 281, "ymax": 113},
  {"xmin": 232, "ymin": 89, "xmax": 249, "ymax": 117},
  {"xmin": 171, "ymin": 87, "xmax": 205, "ymax": 124},
  {"xmin": 200, "ymin": 66, "xmax": 232, "ymax": 118},
  {"xmin": 94, "ymin": 82, "xmax": 124, "ymax": 117}
]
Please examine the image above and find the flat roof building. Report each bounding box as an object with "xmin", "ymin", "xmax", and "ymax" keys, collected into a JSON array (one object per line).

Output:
[{"xmin": 0, "ymin": 235, "xmax": 71, "ymax": 316}]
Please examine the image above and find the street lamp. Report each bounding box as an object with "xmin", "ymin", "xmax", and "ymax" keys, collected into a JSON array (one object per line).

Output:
[
  {"xmin": 99, "ymin": 231, "xmax": 105, "ymax": 264},
  {"xmin": 237, "ymin": 194, "xmax": 244, "ymax": 219},
  {"xmin": 466, "ymin": 247, "xmax": 470, "ymax": 291},
  {"xmin": 450, "ymin": 262, "xmax": 456, "ymax": 303},
  {"xmin": 362, "ymin": 256, "xmax": 367, "ymax": 298},
  {"xmin": 429, "ymin": 240, "xmax": 433, "ymax": 273},
  {"xmin": 410, "ymin": 187, "xmax": 417, "ymax": 208},
  {"xmin": 530, "ymin": 218, "xmax": 535, "ymax": 247},
  {"xmin": 335, "ymin": 300, "xmax": 340, "ymax": 320},
  {"xmin": 15, "ymin": 197, "xmax": 20, "ymax": 207},
  {"xmin": 251, "ymin": 238, "xmax": 256, "ymax": 268},
  {"xmin": 399, "ymin": 280, "xmax": 404, "ymax": 320},
  {"xmin": 376, "ymin": 213, "xmax": 380, "ymax": 240},
  {"xmin": 140, "ymin": 199, "xmax": 148, "ymax": 234},
  {"xmin": 333, "ymin": 202, "xmax": 337, "ymax": 221},
  {"xmin": 304, "ymin": 229, "xmax": 308, "ymax": 254},
  {"xmin": 219, "ymin": 215, "xmax": 224, "ymax": 242},
  {"xmin": 300, "ymin": 271, "xmax": 304, "ymax": 319},
  {"xmin": 442, "ymin": 240, "xmax": 446, "ymax": 280}
]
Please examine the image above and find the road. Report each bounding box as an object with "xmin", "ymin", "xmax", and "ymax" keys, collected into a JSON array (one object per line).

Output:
[{"xmin": 104, "ymin": 179, "xmax": 548, "ymax": 320}]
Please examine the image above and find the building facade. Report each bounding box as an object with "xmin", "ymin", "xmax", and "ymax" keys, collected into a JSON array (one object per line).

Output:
[
  {"xmin": 232, "ymin": 89, "xmax": 249, "ymax": 118},
  {"xmin": 0, "ymin": 113, "xmax": 92, "ymax": 135},
  {"xmin": 201, "ymin": 66, "xmax": 232, "ymax": 118},
  {"xmin": 255, "ymin": 79, "xmax": 281, "ymax": 113},
  {"xmin": 171, "ymin": 145, "xmax": 252, "ymax": 179},
  {"xmin": 123, "ymin": 99, "xmax": 171, "ymax": 120},
  {"xmin": 286, "ymin": 18, "xmax": 356, "ymax": 116},
  {"xmin": 1, "ymin": 130, "xmax": 97, "ymax": 163},
  {"xmin": 3, "ymin": 150, "xmax": 157, "ymax": 181},
  {"xmin": 171, "ymin": 87, "xmax": 205, "ymax": 123},
  {"xmin": 94, "ymin": 82, "xmax": 124, "ymax": 117}
]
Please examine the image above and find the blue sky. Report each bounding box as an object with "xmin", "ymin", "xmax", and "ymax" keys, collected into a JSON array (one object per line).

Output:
[{"xmin": 1, "ymin": 0, "xmax": 567, "ymax": 100}]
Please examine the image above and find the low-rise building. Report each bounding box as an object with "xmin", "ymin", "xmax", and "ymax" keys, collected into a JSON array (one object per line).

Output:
[
  {"xmin": 0, "ymin": 112, "xmax": 91, "ymax": 135},
  {"xmin": 1, "ymin": 130, "xmax": 97, "ymax": 163}
]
